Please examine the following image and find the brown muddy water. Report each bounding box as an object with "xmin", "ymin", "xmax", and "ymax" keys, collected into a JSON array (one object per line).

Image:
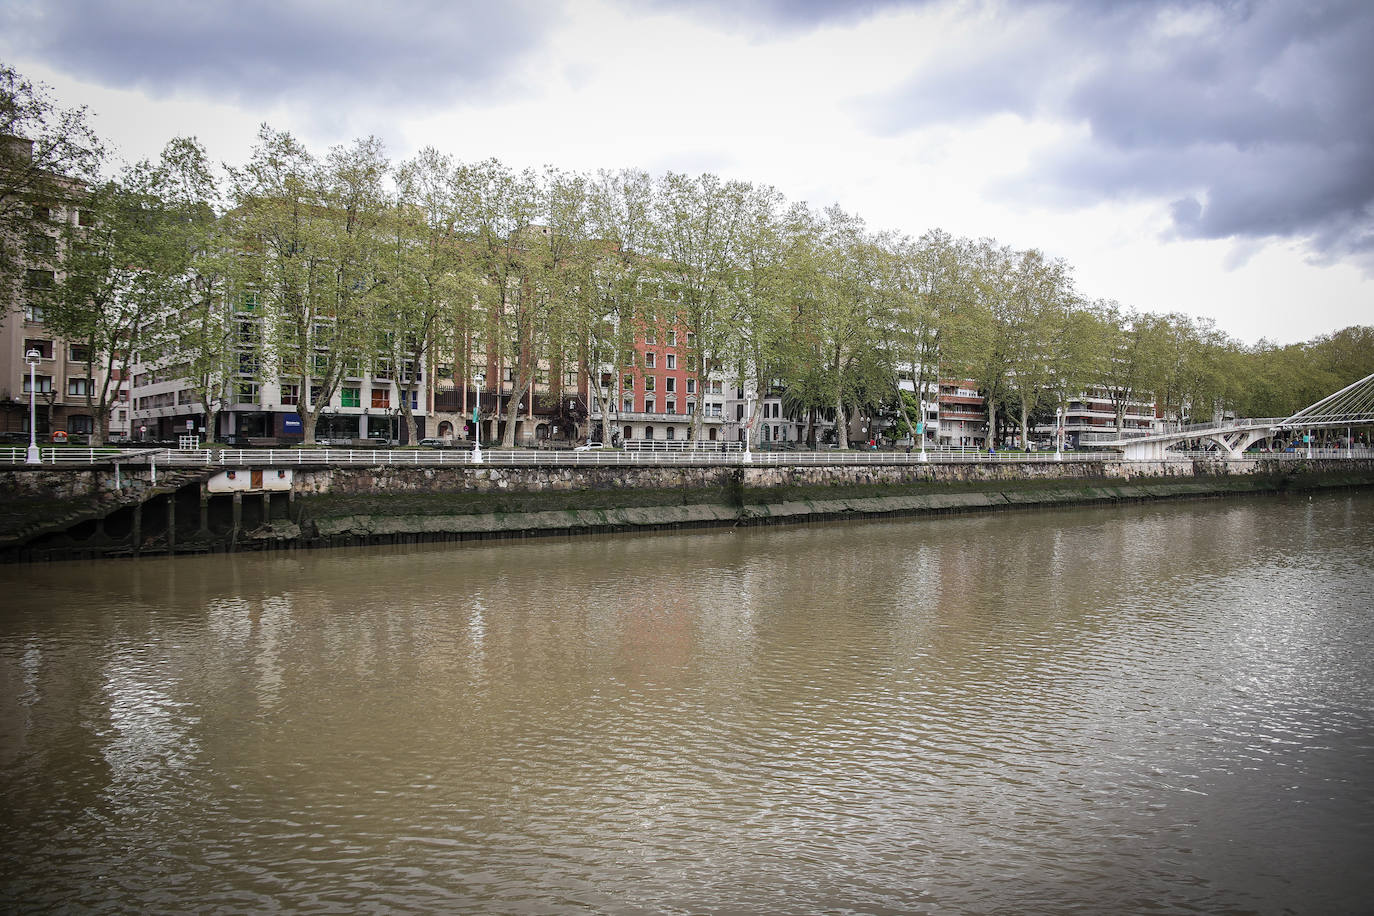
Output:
[{"xmin": 2, "ymin": 491, "xmax": 1372, "ymax": 914}]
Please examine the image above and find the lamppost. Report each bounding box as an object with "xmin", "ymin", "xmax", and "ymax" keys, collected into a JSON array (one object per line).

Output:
[
  {"xmin": 25, "ymin": 348, "xmax": 41, "ymax": 464},
  {"xmin": 1054, "ymin": 405, "xmax": 1063, "ymax": 462},
  {"xmin": 472, "ymin": 373, "xmax": 484, "ymax": 464},
  {"xmin": 742, "ymin": 394, "xmax": 753, "ymax": 463}
]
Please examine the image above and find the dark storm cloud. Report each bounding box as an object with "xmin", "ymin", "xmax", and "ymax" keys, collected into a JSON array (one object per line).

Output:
[
  {"xmin": 0, "ymin": 0, "xmax": 558, "ymax": 108},
  {"xmin": 864, "ymin": 0, "xmax": 1374, "ymax": 261}
]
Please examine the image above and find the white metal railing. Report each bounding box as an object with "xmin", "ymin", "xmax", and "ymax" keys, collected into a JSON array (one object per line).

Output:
[
  {"xmin": 4, "ymin": 445, "xmax": 1372, "ymax": 468},
  {"xmin": 623, "ymin": 440, "xmax": 744, "ymax": 453},
  {"xmin": 0, "ymin": 446, "xmax": 140, "ymax": 464}
]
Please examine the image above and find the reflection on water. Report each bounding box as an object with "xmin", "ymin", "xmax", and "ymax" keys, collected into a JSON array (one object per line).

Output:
[{"xmin": 2, "ymin": 492, "xmax": 1372, "ymax": 914}]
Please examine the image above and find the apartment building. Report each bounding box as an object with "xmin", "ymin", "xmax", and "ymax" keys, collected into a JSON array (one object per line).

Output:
[
  {"xmin": 128, "ymin": 290, "xmax": 429, "ymax": 445},
  {"xmin": 936, "ymin": 380, "xmax": 987, "ymax": 447},
  {"xmin": 1, "ymin": 139, "xmax": 120, "ymax": 441},
  {"xmin": 587, "ymin": 308, "xmax": 728, "ymax": 444},
  {"xmin": 1036, "ymin": 385, "xmax": 1156, "ymax": 448}
]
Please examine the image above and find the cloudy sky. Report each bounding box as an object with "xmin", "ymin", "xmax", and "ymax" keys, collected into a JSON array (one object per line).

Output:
[{"xmin": 2, "ymin": 0, "xmax": 1370, "ymax": 345}]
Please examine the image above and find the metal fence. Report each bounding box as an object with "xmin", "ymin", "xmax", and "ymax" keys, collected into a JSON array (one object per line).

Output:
[{"xmin": 6, "ymin": 445, "xmax": 1371, "ymax": 469}]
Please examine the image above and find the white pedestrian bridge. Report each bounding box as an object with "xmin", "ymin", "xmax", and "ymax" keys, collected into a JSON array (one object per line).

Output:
[{"xmin": 1096, "ymin": 371, "xmax": 1374, "ymax": 460}]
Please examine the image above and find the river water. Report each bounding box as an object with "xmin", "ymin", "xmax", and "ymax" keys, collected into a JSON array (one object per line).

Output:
[{"xmin": 2, "ymin": 492, "xmax": 1372, "ymax": 914}]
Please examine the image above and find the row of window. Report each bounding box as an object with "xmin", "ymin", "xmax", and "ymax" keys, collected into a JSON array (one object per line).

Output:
[
  {"xmin": 229, "ymin": 384, "xmax": 420, "ymax": 410},
  {"xmin": 617, "ymin": 399, "xmax": 724, "ymax": 417},
  {"xmin": 22, "ymin": 339, "xmax": 92, "ymax": 362},
  {"xmin": 642, "ymin": 329, "xmax": 695, "ymax": 347},
  {"xmin": 22, "ymin": 376, "xmax": 93, "ymax": 396},
  {"xmin": 622, "ymin": 375, "xmax": 699, "ymax": 394}
]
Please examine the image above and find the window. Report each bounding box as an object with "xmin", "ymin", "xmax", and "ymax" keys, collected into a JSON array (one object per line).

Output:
[
  {"xmin": 280, "ymin": 384, "xmax": 299, "ymax": 405},
  {"xmin": 622, "ymin": 397, "xmax": 633, "ymax": 413},
  {"xmin": 666, "ymin": 426, "xmax": 676, "ymax": 440},
  {"xmin": 77, "ymin": 209, "xmax": 95, "ymax": 227},
  {"xmin": 736, "ymin": 404, "xmax": 744, "ymax": 420},
  {"xmin": 236, "ymin": 382, "xmax": 259, "ymax": 404},
  {"xmin": 374, "ymin": 359, "xmax": 393, "ymax": 380},
  {"xmin": 665, "ymin": 377, "xmax": 676, "ymax": 393},
  {"xmin": 371, "ymin": 388, "xmax": 390, "ymax": 409},
  {"xmin": 68, "ymin": 415, "xmax": 93, "ymax": 434},
  {"xmin": 645, "ymin": 329, "xmax": 656, "ymax": 345},
  {"xmin": 22, "ymin": 375, "xmax": 53, "ymax": 394},
  {"xmin": 565, "ymin": 370, "xmax": 577, "ymax": 386},
  {"xmin": 240, "ymin": 291, "xmax": 259, "ymax": 312},
  {"xmin": 644, "ymin": 352, "xmax": 656, "ymax": 369},
  {"xmin": 31, "ymin": 205, "xmax": 51, "ymax": 222},
  {"xmin": 667, "ymin": 330, "xmax": 676, "ymax": 346},
  {"xmin": 644, "ymin": 426, "xmax": 654, "ymax": 440},
  {"xmin": 26, "ymin": 269, "xmax": 54, "ymax": 290},
  {"xmin": 666, "ymin": 354, "xmax": 676, "ymax": 370},
  {"xmin": 644, "ymin": 376, "xmax": 656, "ymax": 392},
  {"xmin": 686, "ymin": 378, "xmax": 696, "ymax": 394},
  {"xmin": 23, "ymin": 304, "xmax": 46, "ymax": 322},
  {"xmin": 68, "ymin": 345, "xmax": 90, "ymax": 363},
  {"xmin": 623, "ymin": 425, "xmax": 632, "ymax": 441},
  {"xmin": 686, "ymin": 332, "xmax": 695, "ymax": 348},
  {"xmin": 67, "ymin": 377, "xmax": 92, "ymax": 397},
  {"xmin": 28, "ymin": 234, "xmax": 56, "ymax": 259},
  {"xmin": 178, "ymin": 389, "xmax": 195, "ymax": 405},
  {"xmin": 238, "ymin": 351, "xmax": 260, "ymax": 376},
  {"xmin": 341, "ymin": 387, "xmax": 361, "ymax": 408},
  {"xmin": 687, "ymin": 401, "xmax": 695, "ymax": 416},
  {"xmin": 623, "ymin": 374, "xmax": 634, "ymax": 390},
  {"xmin": 666, "ymin": 400, "xmax": 676, "ymax": 415},
  {"xmin": 236, "ymin": 319, "xmax": 259, "ymax": 344},
  {"xmin": 645, "ymin": 398, "xmax": 655, "ymax": 414},
  {"xmin": 24, "ymin": 339, "xmax": 53, "ymax": 359}
]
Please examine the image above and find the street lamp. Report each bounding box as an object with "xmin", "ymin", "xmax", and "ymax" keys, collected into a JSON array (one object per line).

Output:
[
  {"xmin": 25, "ymin": 348, "xmax": 41, "ymax": 464},
  {"xmin": 742, "ymin": 394, "xmax": 753, "ymax": 463},
  {"xmin": 472, "ymin": 373, "xmax": 484, "ymax": 464},
  {"xmin": 1054, "ymin": 405, "xmax": 1063, "ymax": 462}
]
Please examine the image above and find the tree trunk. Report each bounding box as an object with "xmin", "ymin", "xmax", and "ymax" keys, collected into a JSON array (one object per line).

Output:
[
  {"xmin": 500, "ymin": 376, "xmax": 531, "ymax": 448},
  {"xmin": 1019, "ymin": 398, "xmax": 1030, "ymax": 450},
  {"xmin": 835, "ymin": 395, "xmax": 849, "ymax": 449},
  {"xmin": 401, "ymin": 391, "xmax": 417, "ymax": 446},
  {"xmin": 986, "ymin": 398, "xmax": 997, "ymax": 450}
]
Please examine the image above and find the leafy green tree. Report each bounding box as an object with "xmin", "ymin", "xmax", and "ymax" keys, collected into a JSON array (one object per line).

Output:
[
  {"xmin": 582, "ymin": 168, "xmax": 655, "ymax": 445},
  {"xmin": 651, "ymin": 171, "xmax": 751, "ymax": 442},
  {"xmin": 1, "ymin": 62, "xmax": 104, "ymax": 329},
  {"xmin": 387, "ymin": 147, "xmax": 473, "ymax": 445},
  {"xmin": 43, "ymin": 141, "xmax": 206, "ymax": 444},
  {"xmin": 225, "ymin": 128, "xmax": 388, "ymax": 445}
]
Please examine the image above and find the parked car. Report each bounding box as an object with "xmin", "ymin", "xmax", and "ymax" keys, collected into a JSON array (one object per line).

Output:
[{"xmin": 574, "ymin": 442, "xmax": 610, "ymax": 451}]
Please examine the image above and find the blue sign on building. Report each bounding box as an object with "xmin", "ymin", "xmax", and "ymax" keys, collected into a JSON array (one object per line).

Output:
[{"xmin": 283, "ymin": 414, "xmax": 303, "ymax": 434}]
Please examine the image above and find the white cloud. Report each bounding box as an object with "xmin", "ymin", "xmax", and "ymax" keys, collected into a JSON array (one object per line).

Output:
[{"xmin": 3, "ymin": 0, "xmax": 1369, "ymax": 345}]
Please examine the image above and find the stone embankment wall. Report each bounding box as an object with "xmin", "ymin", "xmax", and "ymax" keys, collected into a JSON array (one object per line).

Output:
[
  {"xmin": 287, "ymin": 458, "xmax": 1374, "ymax": 547},
  {"xmin": 3, "ymin": 457, "xmax": 1372, "ymax": 560}
]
